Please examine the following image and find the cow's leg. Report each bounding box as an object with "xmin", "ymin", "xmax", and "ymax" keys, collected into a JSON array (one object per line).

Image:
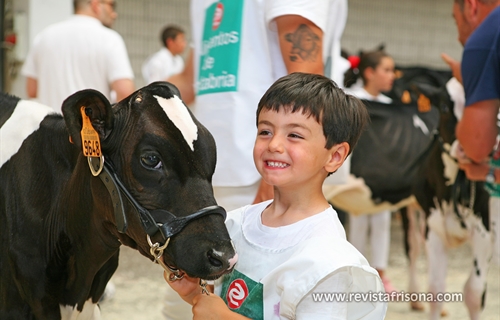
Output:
[
  {"xmin": 426, "ymin": 229, "xmax": 448, "ymax": 320},
  {"xmin": 406, "ymin": 205, "xmax": 425, "ymax": 311},
  {"xmin": 463, "ymin": 216, "xmax": 492, "ymax": 320},
  {"xmin": 90, "ymin": 250, "xmax": 120, "ymax": 303}
]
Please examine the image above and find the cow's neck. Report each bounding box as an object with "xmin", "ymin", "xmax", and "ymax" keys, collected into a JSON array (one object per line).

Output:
[{"xmin": 49, "ymin": 153, "xmax": 121, "ymax": 305}]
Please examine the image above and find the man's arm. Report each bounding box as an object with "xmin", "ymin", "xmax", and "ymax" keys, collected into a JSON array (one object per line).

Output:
[
  {"xmin": 26, "ymin": 77, "xmax": 37, "ymax": 98},
  {"xmin": 111, "ymin": 78, "xmax": 135, "ymax": 102},
  {"xmin": 275, "ymin": 14, "xmax": 324, "ymax": 75},
  {"xmin": 456, "ymin": 99, "xmax": 499, "ymax": 162},
  {"xmin": 167, "ymin": 49, "xmax": 195, "ymax": 104}
]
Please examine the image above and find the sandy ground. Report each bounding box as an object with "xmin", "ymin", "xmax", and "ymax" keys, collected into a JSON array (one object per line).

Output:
[{"xmin": 99, "ymin": 214, "xmax": 500, "ymax": 320}]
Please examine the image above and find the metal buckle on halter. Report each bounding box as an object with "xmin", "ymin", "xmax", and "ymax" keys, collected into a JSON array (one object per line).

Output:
[
  {"xmin": 147, "ymin": 234, "xmax": 209, "ymax": 295},
  {"xmin": 88, "ymin": 154, "xmax": 104, "ymax": 176},
  {"xmin": 147, "ymin": 234, "xmax": 184, "ymax": 281},
  {"xmin": 147, "ymin": 235, "xmax": 175, "ymax": 274}
]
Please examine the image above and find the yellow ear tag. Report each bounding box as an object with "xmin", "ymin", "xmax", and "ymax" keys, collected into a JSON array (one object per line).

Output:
[
  {"xmin": 417, "ymin": 94, "xmax": 431, "ymax": 113},
  {"xmin": 401, "ymin": 90, "xmax": 411, "ymax": 104},
  {"xmin": 80, "ymin": 107, "xmax": 102, "ymax": 157}
]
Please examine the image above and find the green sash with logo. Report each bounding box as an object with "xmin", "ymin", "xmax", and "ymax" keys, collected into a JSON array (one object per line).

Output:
[{"xmin": 220, "ymin": 269, "xmax": 264, "ymax": 319}]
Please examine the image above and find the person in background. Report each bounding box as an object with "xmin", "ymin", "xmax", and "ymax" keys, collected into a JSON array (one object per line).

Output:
[
  {"xmin": 167, "ymin": 72, "xmax": 387, "ymax": 320},
  {"xmin": 21, "ymin": 0, "xmax": 134, "ymax": 111},
  {"xmin": 344, "ymin": 49, "xmax": 398, "ymax": 294},
  {"xmin": 442, "ymin": 0, "xmax": 500, "ymax": 267},
  {"xmin": 142, "ymin": 25, "xmax": 186, "ymax": 85}
]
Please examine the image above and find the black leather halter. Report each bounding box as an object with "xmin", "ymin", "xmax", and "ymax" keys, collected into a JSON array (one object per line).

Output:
[{"xmin": 92, "ymin": 158, "xmax": 226, "ymax": 244}]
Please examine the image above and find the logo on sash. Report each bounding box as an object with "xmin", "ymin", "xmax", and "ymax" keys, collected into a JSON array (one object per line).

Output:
[
  {"xmin": 212, "ymin": 2, "xmax": 223, "ymax": 30},
  {"xmin": 220, "ymin": 269, "xmax": 264, "ymax": 318},
  {"xmin": 227, "ymin": 279, "xmax": 249, "ymax": 309}
]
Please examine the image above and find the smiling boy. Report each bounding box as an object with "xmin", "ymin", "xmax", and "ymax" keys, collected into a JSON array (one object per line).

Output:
[{"xmin": 168, "ymin": 73, "xmax": 387, "ymax": 319}]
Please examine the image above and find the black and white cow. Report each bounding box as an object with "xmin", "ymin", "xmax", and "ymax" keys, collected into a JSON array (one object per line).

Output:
[
  {"xmin": 410, "ymin": 78, "xmax": 492, "ymax": 320},
  {"xmin": 327, "ymin": 68, "xmax": 443, "ymax": 215},
  {"xmin": 0, "ymin": 82, "xmax": 237, "ymax": 319},
  {"xmin": 328, "ymin": 67, "xmax": 493, "ymax": 319}
]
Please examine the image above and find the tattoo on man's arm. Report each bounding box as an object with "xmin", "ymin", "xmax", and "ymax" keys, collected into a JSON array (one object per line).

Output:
[{"xmin": 284, "ymin": 24, "xmax": 320, "ymax": 63}]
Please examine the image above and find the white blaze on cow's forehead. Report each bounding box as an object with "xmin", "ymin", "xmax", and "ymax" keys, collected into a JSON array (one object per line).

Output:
[
  {"xmin": 154, "ymin": 95, "xmax": 198, "ymax": 151},
  {"xmin": 0, "ymin": 100, "xmax": 54, "ymax": 167}
]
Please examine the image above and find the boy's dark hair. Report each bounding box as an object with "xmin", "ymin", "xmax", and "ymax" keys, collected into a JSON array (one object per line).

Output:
[
  {"xmin": 161, "ymin": 25, "xmax": 184, "ymax": 48},
  {"xmin": 257, "ymin": 72, "xmax": 369, "ymax": 155}
]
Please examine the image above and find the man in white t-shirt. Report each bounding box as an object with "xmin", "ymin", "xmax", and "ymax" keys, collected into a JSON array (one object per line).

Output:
[
  {"xmin": 21, "ymin": 0, "xmax": 134, "ymax": 111},
  {"xmin": 142, "ymin": 25, "xmax": 186, "ymax": 85}
]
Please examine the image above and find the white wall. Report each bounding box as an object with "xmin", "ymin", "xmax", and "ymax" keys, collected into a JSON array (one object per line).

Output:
[
  {"xmin": 9, "ymin": 0, "xmax": 71, "ymax": 98},
  {"xmin": 27, "ymin": 0, "xmax": 71, "ymax": 46}
]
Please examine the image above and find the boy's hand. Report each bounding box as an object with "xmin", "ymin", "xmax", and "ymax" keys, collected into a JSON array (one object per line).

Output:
[
  {"xmin": 164, "ymin": 271, "xmax": 202, "ymax": 305},
  {"xmin": 192, "ymin": 293, "xmax": 250, "ymax": 320}
]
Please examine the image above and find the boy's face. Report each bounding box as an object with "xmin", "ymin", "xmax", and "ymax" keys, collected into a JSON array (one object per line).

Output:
[{"xmin": 253, "ymin": 108, "xmax": 342, "ymax": 189}]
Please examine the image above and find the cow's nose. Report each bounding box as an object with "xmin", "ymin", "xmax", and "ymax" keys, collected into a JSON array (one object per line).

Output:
[
  {"xmin": 207, "ymin": 249, "xmax": 224, "ymax": 268},
  {"xmin": 207, "ymin": 249, "xmax": 238, "ymax": 270}
]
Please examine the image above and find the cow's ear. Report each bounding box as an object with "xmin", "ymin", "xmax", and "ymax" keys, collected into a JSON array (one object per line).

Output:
[
  {"xmin": 410, "ymin": 83, "xmax": 442, "ymax": 101},
  {"xmin": 146, "ymin": 81, "xmax": 183, "ymax": 100},
  {"xmin": 61, "ymin": 89, "xmax": 113, "ymax": 150},
  {"xmin": 164, "ymin": 81, "xmax": 182, "ymax": 98}
]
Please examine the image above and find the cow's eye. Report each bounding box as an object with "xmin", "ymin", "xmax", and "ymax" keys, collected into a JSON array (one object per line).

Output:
[{"xmin": 141, "ymin": 154, "xmax": 162, "ymax": 170}]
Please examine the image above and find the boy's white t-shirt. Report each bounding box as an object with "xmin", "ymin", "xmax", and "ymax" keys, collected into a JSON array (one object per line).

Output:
[{"xmin": 215, "ymin": 200, "xmax": 387, "ymax": 319}]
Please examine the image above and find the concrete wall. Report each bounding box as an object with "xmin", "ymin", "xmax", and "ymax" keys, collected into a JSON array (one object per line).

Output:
[
  {"xmin": 342, "ymin": 0, "xmax": 463, "ymax": 69},
  {"xmin": 9, "ymin": 0, "xmax": 462, "ymax": 97},
  {"xmin": 114, "ymin": 0, "xmax": 191, "ymax": 88},
  {"xmin": 112, "ymin": 0, "xmax": 464, "ymax": 87}
]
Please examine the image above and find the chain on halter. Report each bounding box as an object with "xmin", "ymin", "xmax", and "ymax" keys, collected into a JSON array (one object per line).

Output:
[
  {"xmin": 147, "ymin": 235, "xmax": 209, "ymax": 295},
  {"xmin": 199, "ymin": 279, "xmax": 209, "ymax": 295}
]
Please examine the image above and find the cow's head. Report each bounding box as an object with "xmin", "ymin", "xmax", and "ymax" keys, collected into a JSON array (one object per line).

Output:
[
  {"xmin": 61, "ymin": 82, "xmax": 237, "ymax": 280},
  {"xmin": 410, "ymin": 80, "xmax": 458, "ymax": 145}
]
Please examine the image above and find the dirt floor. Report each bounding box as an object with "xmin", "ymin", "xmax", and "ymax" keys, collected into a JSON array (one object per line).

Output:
[{"xmin": 99, "ymin": 214, "xmax": 500, "ymax": 320}]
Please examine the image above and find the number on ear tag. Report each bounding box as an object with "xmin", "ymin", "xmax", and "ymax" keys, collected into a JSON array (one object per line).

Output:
[{"xmin": 80, "ymin": 107, "xmax": 102, "ymax": 157}]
